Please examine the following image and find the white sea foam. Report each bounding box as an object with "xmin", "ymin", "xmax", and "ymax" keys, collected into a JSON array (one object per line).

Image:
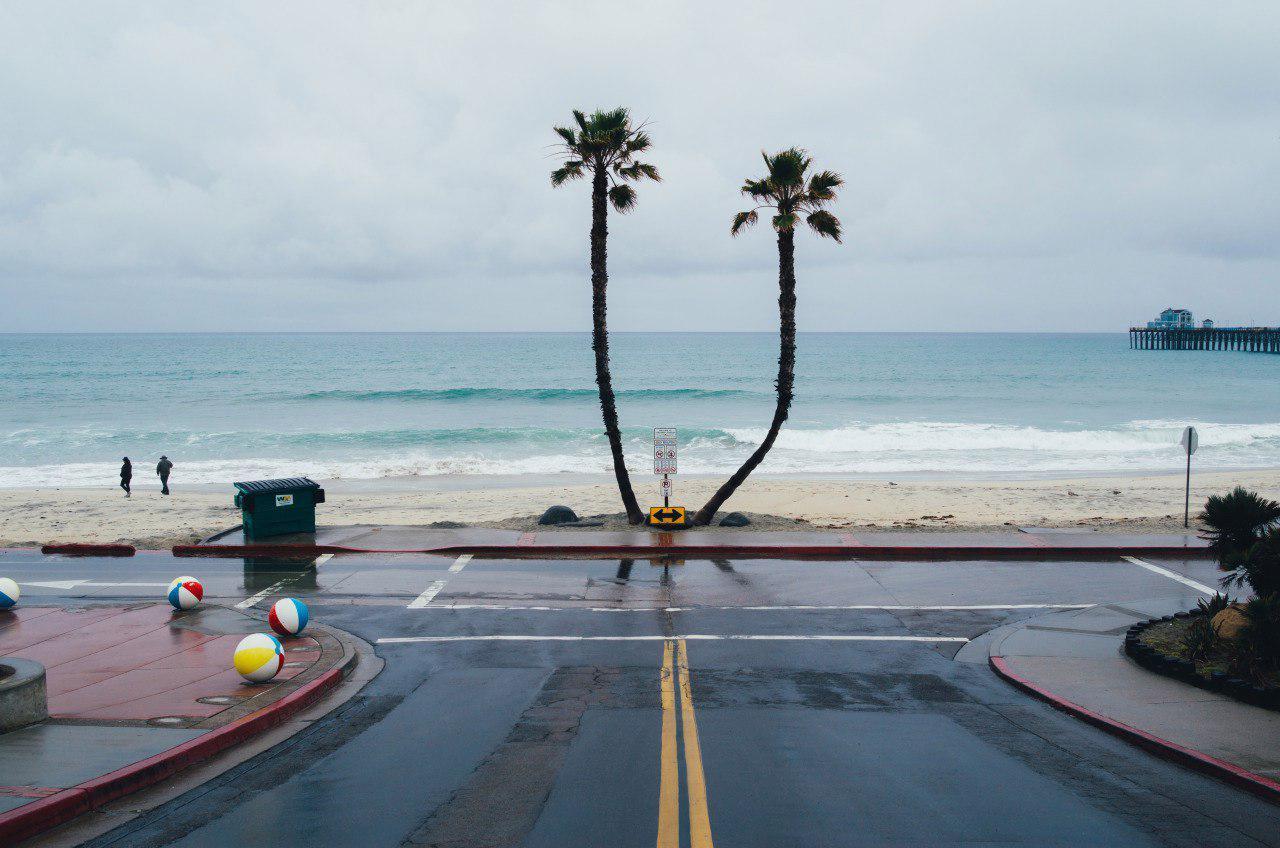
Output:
[{"xmin": 2, "ymin": 419, "xmax": 1277, "ymax": 487}]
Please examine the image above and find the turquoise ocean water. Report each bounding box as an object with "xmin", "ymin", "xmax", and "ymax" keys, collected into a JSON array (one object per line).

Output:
[{"xmin": 1, "ymin": 333, "xmax": 1277, "ymax": 487}]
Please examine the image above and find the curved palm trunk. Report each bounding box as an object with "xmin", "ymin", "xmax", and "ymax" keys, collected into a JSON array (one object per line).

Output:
[
  {"xmin": 590, "ymin": 165, "xmax": 645, "ymax": 524},
  {"xmin": 694, "ymin": 229, "xmax": 796, "ymax": 525}
]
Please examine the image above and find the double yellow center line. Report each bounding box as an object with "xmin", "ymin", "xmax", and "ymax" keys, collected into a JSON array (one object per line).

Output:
[{"xmin": 658, "ymin": 639, "xmax": 714, "ymax": 848}]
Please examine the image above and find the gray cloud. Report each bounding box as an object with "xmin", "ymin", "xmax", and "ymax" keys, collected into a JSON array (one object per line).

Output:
[{"xmin": 1, "ymin": 1, "xmax": 1277, "ymax": 331}]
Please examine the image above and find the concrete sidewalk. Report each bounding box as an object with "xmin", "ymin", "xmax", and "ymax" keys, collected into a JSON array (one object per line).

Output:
[
  {"xmin": 981, "ymin": 600, "xmax": 1280, "ymax": 800},
  {"xmin": 0, "ymin": 603, "xmax": 355, "ymax": 842},
  {"xmin": 189, "ymin": 524, "xmax": 1210, "ymax": 558}
]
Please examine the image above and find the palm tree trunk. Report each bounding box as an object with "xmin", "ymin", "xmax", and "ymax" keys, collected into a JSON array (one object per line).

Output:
[
  {"xmin": 590, "ymin": 165, "xmax": 645, "ymax": 524},
  {"xmin": 693, "ymin": 228, "xmax": 796, "ymax": 525}
]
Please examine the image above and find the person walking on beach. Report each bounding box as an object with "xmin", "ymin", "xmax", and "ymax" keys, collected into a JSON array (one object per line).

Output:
[
  {"xmin": 156, "ymin": 455, "xmax": 172, "ymax": 495},
  {"xmin": 120, "ymin": 457, "xmax": 132, "ymax": 497}
]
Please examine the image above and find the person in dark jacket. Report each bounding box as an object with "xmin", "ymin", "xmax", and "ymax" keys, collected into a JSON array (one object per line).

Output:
[
  {"xmin": 120, "ymin": 457, "xmax": 132, "ymax": 497},
  {"xmin": 156, "ymin": 455, "xmax": 173, "ymax": 495}
]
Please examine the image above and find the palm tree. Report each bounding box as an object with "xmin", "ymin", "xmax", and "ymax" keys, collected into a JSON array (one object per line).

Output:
[
  {"xmin": 551, "ymin": 108, "xmax": 659, "ymax": 525},
  {"xmin": 693, "ymin": 149, "xmax": 842, "ymax": 526},
  {"xmin": 1199, "ymin": 487, "xmax": 1280, "ymax": 566}
]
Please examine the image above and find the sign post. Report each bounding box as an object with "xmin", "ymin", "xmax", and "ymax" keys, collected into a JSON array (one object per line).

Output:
[
  {"xmin": 651, "ymin": 428, "xmax": 684, "ymax": 526},
  {"xmin": 1180, "ymin": 426, "xmax": 1198, "ymax": 528}
]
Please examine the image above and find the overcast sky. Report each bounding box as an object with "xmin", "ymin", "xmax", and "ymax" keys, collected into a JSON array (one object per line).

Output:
[{"xmin": 1, "ymin": 2, "xmax": 1277, "ymax": 332}]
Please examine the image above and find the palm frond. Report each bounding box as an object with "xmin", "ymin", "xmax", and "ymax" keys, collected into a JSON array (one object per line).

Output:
[
  {"xmin": 635, "ymin": 162, "xmax": 660, "ymax": 182},
  {"xmin": 551, "ymin": 163, "xmax": 585, "ymax": 186},
  {"xmin": 573, "ymin": 110, "xmax": 589, "ymax": 132},
  {"xmin": 553, "ymin": 126, "xmax": 577, "ymax": 148},
  {"xmin": 806, "ymin": 210, "xmax": 842, "ymax": 242},
  {"xmin": 772, "ymin": 212, "xmax": 798, "ymax": 231},
  {"xmin": 609, "ymin": 183, "xmax": 637, "ymax": 212},
  {"xmin": 768, "ymin": 148, "xmax": 810, "ymax": 188},
  {"xmin": 742, "ymin": 178, "xmax": 773, "ymax": 201},
  {"xmin": 807, "ymin": 170, "xmax": 843, "ymax": 200},
  {"xmin": 627, "ymin": 131, "xmax": 652, "ymax": 153},
  {"xmin": 730, "ymin": 210, "xmax": 758, "ymax": 236}
]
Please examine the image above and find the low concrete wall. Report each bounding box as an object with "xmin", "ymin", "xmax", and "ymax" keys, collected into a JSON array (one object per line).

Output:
[{"xmin": 0, "ymin": 658, "xmax": 48, "ymax": 732}]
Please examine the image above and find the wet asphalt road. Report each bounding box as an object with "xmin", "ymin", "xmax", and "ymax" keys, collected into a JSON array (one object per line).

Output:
[{"xmin": 6, "ymin": 550, "xmax": 1280, "ymax": 847}]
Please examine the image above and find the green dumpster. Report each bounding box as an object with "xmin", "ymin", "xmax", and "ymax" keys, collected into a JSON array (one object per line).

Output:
[{"xmin": 233, "ymin": 478, "xmax": 325, "ymax": 540}]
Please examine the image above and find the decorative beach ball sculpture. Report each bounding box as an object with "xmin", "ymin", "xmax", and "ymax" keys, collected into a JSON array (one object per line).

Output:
[
  {"xmin": 167, "ymin": 576, "xmax": 204, "ymax": 611},
  {"xmin": 234, "ymin": 633, "xmax": 285, "ymax": 683},
  {"xmin": 269, "ymin": 597, "xmax": 309, "ymax": 637},
  {"xmin": 0, "ymin": 577, "xmax": 19, "ymax": 610}
]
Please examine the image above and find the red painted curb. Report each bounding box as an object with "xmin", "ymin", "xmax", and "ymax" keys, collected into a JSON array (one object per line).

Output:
[
  {"xmin": 172, "ymin": 542, "xmax": 1211, "ymax": 560},
  {"xmin": 989, "ymin": 655, "xmax": 1280, "ymax": 805},
  {"xmin": 39, "ymin": 543, "xmax": 135, "ymax": 557},
  {"xmin": 0, "ymin": 665, "xmax": 346, "ymax": 844}
]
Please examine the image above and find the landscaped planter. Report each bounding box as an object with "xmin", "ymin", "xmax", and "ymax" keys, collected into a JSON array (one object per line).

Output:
[{"xmin": 1124, "ymin": 615, "xmax": 1280, "ymax": 711}]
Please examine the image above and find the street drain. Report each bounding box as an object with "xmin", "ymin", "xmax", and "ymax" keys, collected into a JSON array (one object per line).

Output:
[{"xmin": 150, "ymin": 716, "xmax": 188, "ymax": 727}]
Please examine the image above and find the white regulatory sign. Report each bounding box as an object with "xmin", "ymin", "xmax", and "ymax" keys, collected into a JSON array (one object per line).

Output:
[
  {"xmin": 654, "ymin": 428, "xmax": 677, "ymax": 474},
  {"xmin": 1180, "ymin": 426, "xmax": 1198, "ymax": 456}
]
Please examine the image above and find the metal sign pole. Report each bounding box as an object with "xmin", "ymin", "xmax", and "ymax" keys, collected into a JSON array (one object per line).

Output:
[{"xmin": 1180, "ymin": 425, "xmax": 1197, "ymax": 529}]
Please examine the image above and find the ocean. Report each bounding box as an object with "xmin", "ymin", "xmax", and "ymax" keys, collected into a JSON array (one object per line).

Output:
[{"xmin": 1, "ymin": 332, "xmax": 1276, "ymax": 488}]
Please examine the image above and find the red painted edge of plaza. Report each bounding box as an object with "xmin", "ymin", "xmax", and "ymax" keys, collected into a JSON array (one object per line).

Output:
[
  {"xmin": 989, "ymin": 655, "xmax": 1280, "ymax": 805},
  {"xmin": 0, "ymin": 666, "xmax": 346, "ymax": 844}
]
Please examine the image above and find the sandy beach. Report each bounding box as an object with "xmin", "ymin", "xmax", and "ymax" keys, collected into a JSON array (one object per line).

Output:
[{"xmin": 3, "ymin": 469, "xmax": 1278, "ymax": 548}]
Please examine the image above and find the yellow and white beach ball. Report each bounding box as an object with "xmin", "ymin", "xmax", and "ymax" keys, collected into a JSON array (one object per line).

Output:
[
  {"xmin": 0, "ymin": 577, "xmax": 19, "ymax": 609},
  {"xmin": 167, "ymin": 576, "xmax": 204, "ymax": 610},
  {"xmin": 234, "ymin": 633, "xmax": 285, "ymax": 683}
]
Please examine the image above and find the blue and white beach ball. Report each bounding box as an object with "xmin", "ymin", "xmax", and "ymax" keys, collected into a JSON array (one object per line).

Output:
[
  {"xmin": 0, "ymin": 577, "xmax": 19, "ymax": 609},
  {"xmin": 234, "ymin": 633, "xmax": 285, "ymax": 683},
  {"xmin": 167, "ymin": 576, "xmax": 204, "ymax": 610},
  {"xmin": 269, "ymin": 598, "xmax": 309, "ymax": 637}
]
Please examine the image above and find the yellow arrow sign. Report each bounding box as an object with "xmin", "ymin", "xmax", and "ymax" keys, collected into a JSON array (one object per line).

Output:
[{"xmin": 648, "ymin": 506, "xmax": 687, "ymax": 527}]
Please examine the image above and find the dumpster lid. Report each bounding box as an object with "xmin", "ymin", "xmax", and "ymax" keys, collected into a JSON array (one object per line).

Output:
[{"xmin": 233, "ymin": 477, "xmax": 320, "ymax": 495}]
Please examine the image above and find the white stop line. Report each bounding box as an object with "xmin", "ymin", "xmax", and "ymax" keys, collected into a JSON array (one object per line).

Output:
[{"xmin": 377, "ymin": 634, "xmax": 969, "ymax": 645}]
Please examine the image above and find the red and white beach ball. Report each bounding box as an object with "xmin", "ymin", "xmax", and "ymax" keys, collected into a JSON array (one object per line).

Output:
[
  {"xmin": 234, "ymin": 633, "xmax": 285, "ymax": 683},
  {"xmin": 0, "ymin": 577, "xmax": 19, "ymax": 609},
  {"xmin": 269, "ymin": 598, "xmax": 309, "ymax": 636},
  {"xmin": 167, "ymin": 576, "xmax": 203, "ymax": 610}
]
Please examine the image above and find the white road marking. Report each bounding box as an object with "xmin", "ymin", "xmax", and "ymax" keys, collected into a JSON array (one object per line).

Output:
[
  {"xmin": 414, "ymin": 603, "xmax": 1090, "ymax": 613},
  {"xmin": 234, "ymin": 579, "xmax": 296, "ymax": 610},
  {"xmin": 21, "ymin": 580, "xmax": 88, "ymax": 590},
  {"xmin": 377, "ymin": 634, "xmax": 969, "ymax": 645},
  {"xmin": 231, "ymin": 555, "xmax": 331, "ymax": 610},
  {"xmin": 1122, "ymin": 556, "xmax": 1214, "ymax": 595},
  {"xmin": 21, "ymin": 580, "xmax": 170, "ymax": 590},
  {"xmin": 407, "ymin": 554, "xmax": 472, "ymax": 609}
]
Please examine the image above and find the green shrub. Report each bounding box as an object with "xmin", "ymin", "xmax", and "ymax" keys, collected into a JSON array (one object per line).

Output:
[
  {"xmin": 1195, "ymin": 592, "xmax": 1233, "ymax": 616},
  {"xmin": 1181, "ymin": 616, "xmax": 1218, "ymax": 661},
  {"xmin": 1199, "ymin": 487, "xmax": 1280, "ymax": 567},
  {"xmin": 1241, "ymin": 596, "xmax": 1280, "ymax": 660},
  {"xmin": 1225, "ymin": 527, "xmax": 1280, "ymax": 599}
]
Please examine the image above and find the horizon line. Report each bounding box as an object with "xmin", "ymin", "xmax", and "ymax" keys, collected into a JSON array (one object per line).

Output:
[{"xmin": 0, "ymin": 329, "xmax": 1138, "ymax": 336}]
